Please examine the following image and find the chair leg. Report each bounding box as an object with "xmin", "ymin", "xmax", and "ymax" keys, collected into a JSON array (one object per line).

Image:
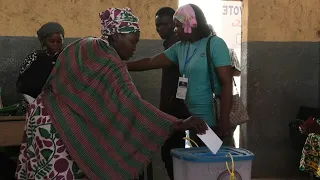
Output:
[
  {"xmin": 137, "ymin": 162, "xmax": 153, "ymax": 180},
  {"xmin": 147, "ymin": 162, "xmax": 153, "ymax": 180},
  {"xmin": 310, "ymin": 172, "xmax": 314, "ymax": 180},
  {"xmin": 138, "ymin": 171, "xmax": 144, "ymax": 180}
]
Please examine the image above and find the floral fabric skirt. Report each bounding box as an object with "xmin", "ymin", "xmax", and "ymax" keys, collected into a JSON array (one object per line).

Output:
[
  {"xmin": 15, "ymin": 96, "xmax": 87, "ymax": 180},
  {"xmin": 300, "ymin": 133, "xmax": 320, "ymax": 177}
]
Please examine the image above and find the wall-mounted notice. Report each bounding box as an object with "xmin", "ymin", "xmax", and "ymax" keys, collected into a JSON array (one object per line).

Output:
[{"xmin": 219, "ymin": 1, "xmax": 242, "ymax": 50}]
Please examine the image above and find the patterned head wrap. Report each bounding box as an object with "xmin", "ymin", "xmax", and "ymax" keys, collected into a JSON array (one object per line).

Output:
[
  {"xmin": 99, "ymin": 7, "xmax": 140, "ymax": 37},
  {"xmin": 174, "ymin": 4, "xmax": 197, "ymax": 33}
]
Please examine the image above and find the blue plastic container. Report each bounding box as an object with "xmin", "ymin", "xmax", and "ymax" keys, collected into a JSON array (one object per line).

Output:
[{"xmin": 171, "ymin": 146, "xmax": 254, "ymax": 180}]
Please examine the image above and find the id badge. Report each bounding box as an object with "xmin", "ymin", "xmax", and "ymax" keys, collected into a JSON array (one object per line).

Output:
[{"xmin": 176, "ymin": 75, "xmax": 188, "ymax": 100}]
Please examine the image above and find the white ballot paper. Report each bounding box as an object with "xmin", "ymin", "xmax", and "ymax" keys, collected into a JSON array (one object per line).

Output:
[{"xmin": 197, "ymin": 124, "xmax": 223, "ymax": 154}]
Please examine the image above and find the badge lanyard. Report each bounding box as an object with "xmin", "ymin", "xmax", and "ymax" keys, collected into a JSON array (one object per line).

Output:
[
  {"xmin": 177, "ymin": 39, "xmax": 203, "ymax": 100},
  {"xmin": 183, "ymin": 40, "xmax": 202, "ymax": 77}
]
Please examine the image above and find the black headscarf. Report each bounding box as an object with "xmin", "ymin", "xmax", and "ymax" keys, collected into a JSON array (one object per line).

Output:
[{"xmin": 36, "ymin": 22, "xmax": 65, "ymax": 43}]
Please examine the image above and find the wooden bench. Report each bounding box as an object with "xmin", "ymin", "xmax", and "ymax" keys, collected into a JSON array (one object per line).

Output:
[{"xmin": 0, "ymin": 116, "xmax": 25, "ymax": 146}]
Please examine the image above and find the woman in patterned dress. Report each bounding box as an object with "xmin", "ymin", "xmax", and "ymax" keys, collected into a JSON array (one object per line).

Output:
[
  {"xmin": 299, "ymin": 117, "xmax": 320, "ymax": 177},
  {"xmin": 16, "ymin": 22, "xmax": 64, "ymax": 112},
  {"xmin": 15, "ymin": 8, "xmax": 207, "ymax": 180}
]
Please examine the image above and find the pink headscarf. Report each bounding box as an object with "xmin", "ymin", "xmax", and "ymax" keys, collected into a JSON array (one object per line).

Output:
[{"xmin": 174, "ymin": 4, "xmax": 197, "ymax": 33}]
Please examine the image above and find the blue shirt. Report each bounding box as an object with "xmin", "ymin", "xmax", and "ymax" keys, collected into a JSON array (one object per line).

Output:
[{"xmin": 164, "ymin": 36, "xmax": 230, "ymax": 126}]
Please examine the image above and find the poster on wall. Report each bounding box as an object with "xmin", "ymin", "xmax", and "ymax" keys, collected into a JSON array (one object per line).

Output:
[
  {"xmin": 218, "ymin": 1, "xmax": 242, "ymax": 97},
  {"xmin": 219, "ymin": 1, "xmax": 242, "ymax": 51}
]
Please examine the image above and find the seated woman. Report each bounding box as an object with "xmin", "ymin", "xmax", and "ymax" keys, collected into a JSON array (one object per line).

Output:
[
  {"xmin": 15, "ymin": 7, "xmax": 207, "ymax": 180},
  {"xmin": 16, "ymin": 22, "xmax": 64, "ymax": 111}
]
